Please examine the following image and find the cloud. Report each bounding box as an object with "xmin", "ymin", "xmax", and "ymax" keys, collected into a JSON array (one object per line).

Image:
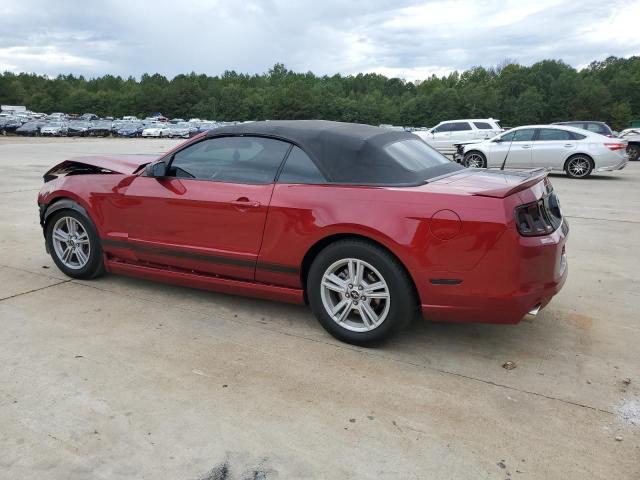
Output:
[{"xmin": 0, "ymin": 0, "xmax": 638, "ymax": 80}]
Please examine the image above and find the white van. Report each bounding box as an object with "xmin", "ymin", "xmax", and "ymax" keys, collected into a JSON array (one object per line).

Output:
[{"xmin": 414, "ymin": 118, "xmax": 502, "ymax": 155}]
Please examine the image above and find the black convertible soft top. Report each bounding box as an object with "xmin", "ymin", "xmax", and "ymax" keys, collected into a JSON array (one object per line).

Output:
[{"xmin": 206, "ymin": 120, "xmax": 461, "ymax": 185}]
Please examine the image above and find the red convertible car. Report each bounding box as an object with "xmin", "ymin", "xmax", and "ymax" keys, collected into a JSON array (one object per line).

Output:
[{"xmin": 38, "ymin": 121, "xmax": 568, "ymax": 344}]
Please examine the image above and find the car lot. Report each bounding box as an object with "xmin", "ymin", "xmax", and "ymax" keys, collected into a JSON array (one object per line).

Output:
[{"xmin": 1, "ymin": 137, "xmax": 638, "ymax": 479}]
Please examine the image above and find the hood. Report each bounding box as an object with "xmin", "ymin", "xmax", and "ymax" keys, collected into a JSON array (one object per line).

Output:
[
  {"xmin": 427, "ymin": 168, "xmax": 548, "ymax": 198},
  {"xmin": 44, "ymin": 154, "xmax": 158, "ymax": 178}
]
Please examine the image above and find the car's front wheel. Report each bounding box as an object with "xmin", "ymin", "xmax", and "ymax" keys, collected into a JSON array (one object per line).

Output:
[
  {"xmin": 463, "ymin": 151, "xmax": 486, "ymax": 168},
  {"xmin": 565, "ymin": 155, "xmax": 593, "ymax": 178},
  {"xmin": 308, "ymin": 239, "xmax": 415, "ymax": 344},
  {"xmin": 45, "ymin": 209, "xmax": 105, "ymax": 279}
]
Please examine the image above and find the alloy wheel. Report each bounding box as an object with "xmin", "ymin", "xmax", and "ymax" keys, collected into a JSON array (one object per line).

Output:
[
  {"xmin": 465, "ymin": 153, "xmax": 485, "ymax": 168},
  {"xmin": 51, "ymin": 216, "xmax": 91, "ymax": 269},
  {"xmin": 320, "ymin": 258, "xmax": 391, "ymax": 332},
  {"xmin": 567, "ymin": 156, "xmax": 591, "ymax": 178}
]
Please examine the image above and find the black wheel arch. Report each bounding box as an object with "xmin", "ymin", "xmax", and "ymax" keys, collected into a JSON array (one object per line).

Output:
[
  {"xmin": 40, "ymin": 198, "xmax": 92, "ymax": 250},
  {"xmin": 300, "ymin": 233, "xmax": 419, "ymax": 305}
]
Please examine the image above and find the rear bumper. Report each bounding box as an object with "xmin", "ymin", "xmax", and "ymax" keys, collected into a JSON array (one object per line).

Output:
[
  {"xmin": 419, "ymin": 220, "xmax": 569, "ymax": 324},
  {"xmin": 595, "ymin": 156, "xmax": 628, "ymax": 172}
]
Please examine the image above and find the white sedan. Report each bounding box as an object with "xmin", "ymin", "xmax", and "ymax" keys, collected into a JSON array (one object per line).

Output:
[
  {"xmin": 141, "ymin": 124, "xmax": 171, "ymax": 138},
  {"xmin": 455, "ymin": 125, "xmax": 628, "ymax": 178}
]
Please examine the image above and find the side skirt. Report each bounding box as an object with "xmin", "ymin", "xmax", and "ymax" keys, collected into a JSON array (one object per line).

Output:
[{"xmin": 106, "ymin": 259, "xmax": 305, "ymax": 305}]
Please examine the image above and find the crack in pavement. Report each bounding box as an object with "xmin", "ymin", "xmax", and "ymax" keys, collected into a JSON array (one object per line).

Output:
[
  {"xmin": 0, "ymin": 279, "xmax": 71, "ymax": 302},
  {"xmin": 565, "ymin": 215, "xmax": 640, "ymax": 225},
  {"xmin": 0, "ymin": 263, "xmax": 67, "ymax": 281},
  {"xmin": 0, "ymin": 188, "xmax": 40, "ymax": 195}
]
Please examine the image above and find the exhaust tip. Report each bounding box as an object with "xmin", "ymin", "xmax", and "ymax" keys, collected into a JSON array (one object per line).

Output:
[{"xmin": 528, "ymin": 304, "xmax": 542, "ymax": 316}]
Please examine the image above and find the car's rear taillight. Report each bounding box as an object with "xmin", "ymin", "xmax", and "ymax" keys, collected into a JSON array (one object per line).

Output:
[
  {"xmin": 515, "ymin": 192, "xmax": 563, "ymax": 237},
  {"xmin": 604, "ymin": 143, "xmax": 626, "ymax": 151}
]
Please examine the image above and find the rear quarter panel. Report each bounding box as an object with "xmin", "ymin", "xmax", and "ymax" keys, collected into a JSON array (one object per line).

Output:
[{"xmin": 256, "ymin": 183, "xmax": 510, "ymax": 303}]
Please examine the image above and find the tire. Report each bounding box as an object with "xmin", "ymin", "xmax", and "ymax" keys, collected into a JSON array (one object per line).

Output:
[
  {"xmin": 307, "ymin": 239, "xmax": 416, "ymax": 345},
  {"xmin": 463, "ymin": 151, "xmax": 486, "ymax": 168},
  {"xmin": 45, "ymin": 209, "xmax": 105, "ymax": 279},
  {"xmin": 565, "ymin": 155, "xmax": 593, "ymax": 178},
  {"xmin": 627, "ymin": 144, "xmax": 640, "ymax": 162}
]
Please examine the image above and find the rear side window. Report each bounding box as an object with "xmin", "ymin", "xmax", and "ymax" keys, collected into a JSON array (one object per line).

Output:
[
  {"xmin": 448, "ymin": 122, "xmax": 472, "ymax": 131},
  {"xmin": 537, "ymin": 129, "xmax": 573, "ymax": 141},
  {"xmin": 278, "ymin": 146, "xmax": 326, "ymax": 184},
  {"xmin": 382, "ymin": 139, "xmax": 455, "ymax": 175},
  {"xmin": 585, "ymin": 122, "xmax": 612, "ymax": 135},
  {"xmin": 169, "ymin": 136, "xmax": 291, "ymax": 184},
  {"xmin": 473, "ymin": 122, "xmax": 492, "ymax": 130}
]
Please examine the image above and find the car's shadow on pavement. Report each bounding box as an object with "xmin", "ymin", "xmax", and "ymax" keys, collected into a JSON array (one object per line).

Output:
[
  {"xmin": 548, "ymin": 173, "xmax": 627, "ymax": 181},
  {"xmin": 93, "ymin": 272, "xmax": 567, "ymax": 371}
]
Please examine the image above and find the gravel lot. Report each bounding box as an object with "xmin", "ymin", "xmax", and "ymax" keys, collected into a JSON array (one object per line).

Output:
[{"xmin": 1, "ymin": 137, "xmax": 638, "ymax": 479}]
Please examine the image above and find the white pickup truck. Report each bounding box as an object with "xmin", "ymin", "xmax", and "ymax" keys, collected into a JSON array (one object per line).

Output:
[{"xmin": 414, "ymin": 118, "xmax": 502, "ymax": 155}]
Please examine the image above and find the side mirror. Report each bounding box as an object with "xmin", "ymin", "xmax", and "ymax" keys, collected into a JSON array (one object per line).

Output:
[
  {"xmin": 146, "ymin": 161, "xmax": 167, "ymax": 178},
  {"xmin": 492, "ymin": 137, "xmax": 503, "ymax": 143}
]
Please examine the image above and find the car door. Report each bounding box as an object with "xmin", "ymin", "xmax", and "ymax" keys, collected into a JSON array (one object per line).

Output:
[
  {"xmin": 531, "ymin": 128, "xmax": 577, "ymax": 169},
  {"xmin": 448, "ymin": 121, "xmax": 474, "ymax": 147},
  {"xmin": 486, "ymin": 128, "xmax": 536, "ymax": 168},
  {"xmin": 115, "ymin": 135, "xmax": 292, "ymax": 280},
  {"xmin": 429, "ymin": 122, "xmax": 452, "ymax": 150}
]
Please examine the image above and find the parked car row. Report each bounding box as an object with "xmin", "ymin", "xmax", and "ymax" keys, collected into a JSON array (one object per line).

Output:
[
  {"xmin": 403, "ymin": 117, "xmax": 632, "ymax": 178},
  {"xmin": 0, "ymin": 112, "xmax": 230, "ymax": 138}
]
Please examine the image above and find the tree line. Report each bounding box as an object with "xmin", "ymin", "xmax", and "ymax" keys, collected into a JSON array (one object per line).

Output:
[{"xmin": 0, "ymin": 57, "xmax": 638, "ymax": 129}]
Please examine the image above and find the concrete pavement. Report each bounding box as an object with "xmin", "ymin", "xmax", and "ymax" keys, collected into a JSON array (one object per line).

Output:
[{"xmin": 0, "ymin": 137, "xmax": 638, "ymax": 479}]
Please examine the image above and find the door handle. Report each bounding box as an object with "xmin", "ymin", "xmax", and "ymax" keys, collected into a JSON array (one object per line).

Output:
[
  {"xmin": 230, "ymin": 197, "xmax": 261, "ymax": 208},
  {"xmin": 521, "ymin": 145, "xmax": 531, "ymax": 149},
  {"xmin": 564, "ymin": 144, "xmax": 575, "ymax": 147}
]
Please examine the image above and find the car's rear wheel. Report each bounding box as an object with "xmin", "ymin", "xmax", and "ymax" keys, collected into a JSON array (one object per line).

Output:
[
  {"xmin": 45, "ymin": 209, "xmax": 105, "ymax": 279},
  {"xmin": 627, "ymin": 144, "xmax": 640, "ymax": 161},
  {"xmin": 307, "ymin": 239, "xmax": 415, "ymax": 344},
  {"xmin": 565, "ymin": 155, "xmax": 593, "ymax": 178},
  {"xmin": 463, "ymin": 151, "xmax": 486, "ymax": 168}
]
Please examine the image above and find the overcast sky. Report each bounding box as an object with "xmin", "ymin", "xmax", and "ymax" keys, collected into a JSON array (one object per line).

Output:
[{"xmin": 1, "ymin": 0, "xmax": 639, "ymax": 81}]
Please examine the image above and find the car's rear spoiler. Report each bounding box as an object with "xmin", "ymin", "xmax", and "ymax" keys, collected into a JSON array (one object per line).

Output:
[{"xmin": 473, "ymin": 168, "xmax": 549, "ymax": 198}]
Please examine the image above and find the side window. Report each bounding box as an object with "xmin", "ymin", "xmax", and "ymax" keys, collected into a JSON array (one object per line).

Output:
[
  {"xmin": 571, "ymin": 131, "xmax": 587, "ymax": 140},
  {"xmin": 169, "ymin": 136, "xmax": 290, "ymax": 184},
  {"xmin": 473, "ymin": 122, "xmax": 492, "ymax": 130},
  {"xmin": 278, "ymin": 146, "xmax": 326, "ymax": 184},
  {"xmin": 537, "ymin": 129, "xmax": 573, "ymax": 141},
  {"xmin": 585, "ymin": 123, "xmax": 610, "ymax": 135},
  {"xmin": 433, "ymin": 123, "xmax": 451, "ymax": 133},
  {"xmin": 449, "ymin": 122, "xmax": 472, "ymax": 132},
  {"xmin": 500, "ymin": 129, "xmax": 536, "ymax": 142}
]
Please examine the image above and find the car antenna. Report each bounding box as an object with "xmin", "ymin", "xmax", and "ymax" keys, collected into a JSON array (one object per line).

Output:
[{"xmin": 500, "ymin": 131, "xmax": 517, "ymax": 170}]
